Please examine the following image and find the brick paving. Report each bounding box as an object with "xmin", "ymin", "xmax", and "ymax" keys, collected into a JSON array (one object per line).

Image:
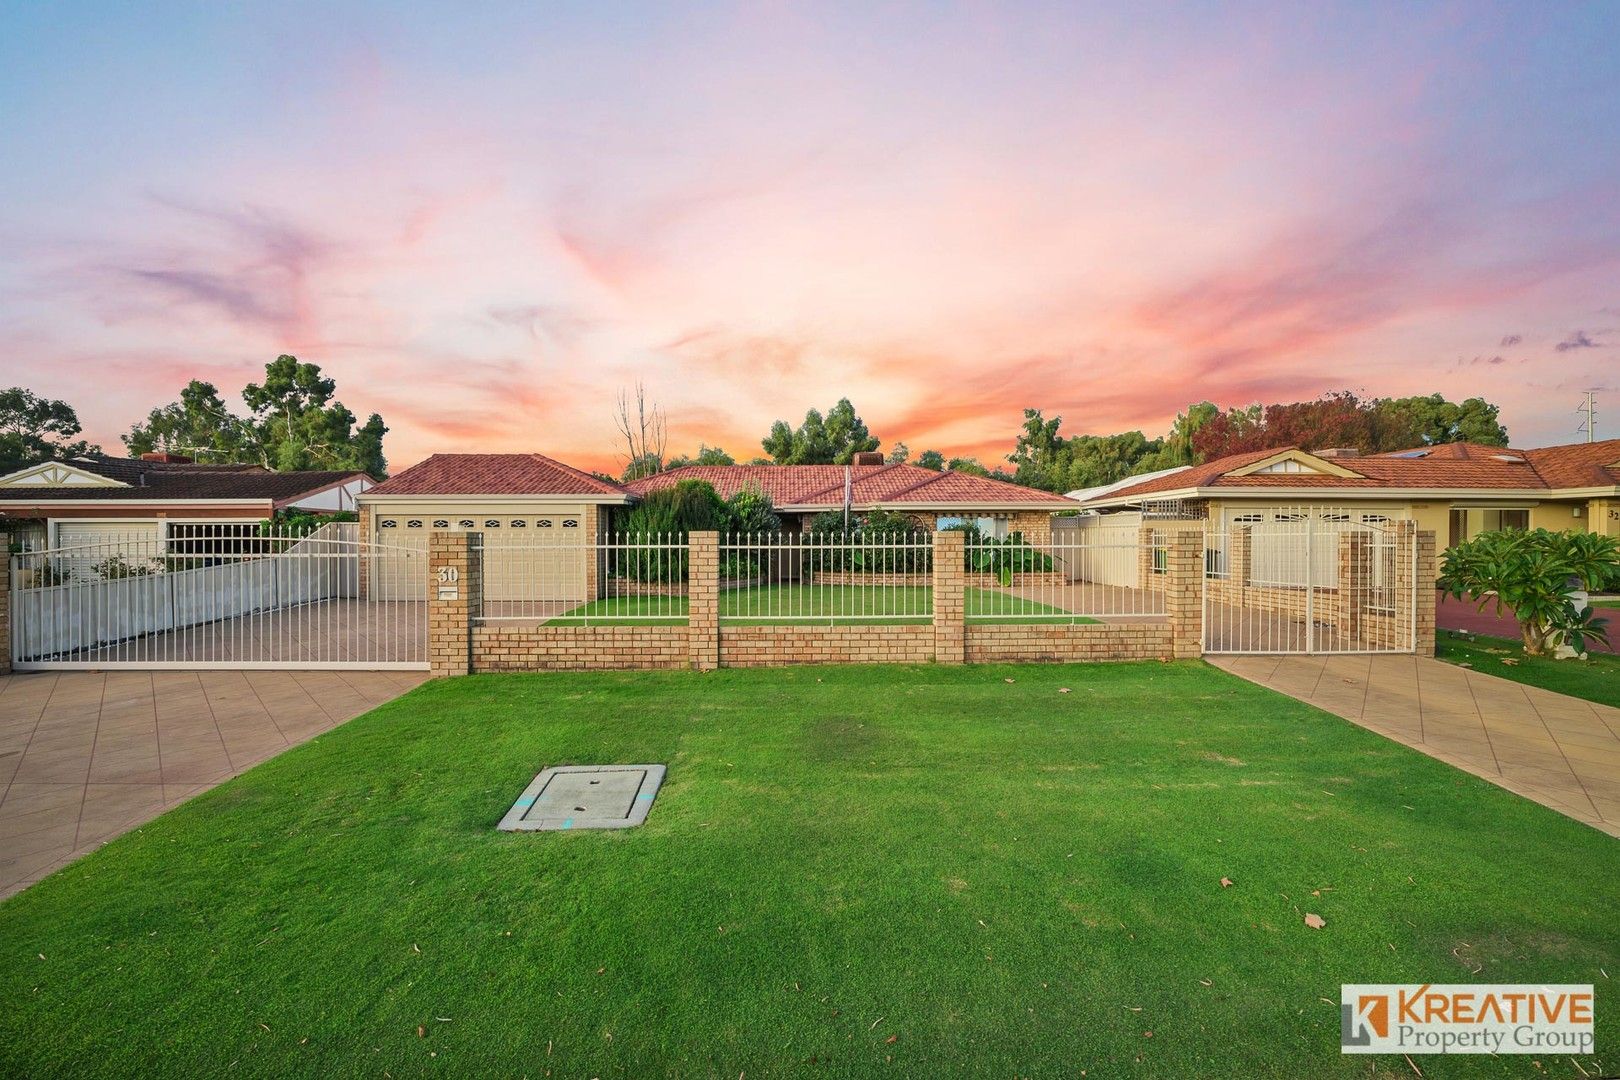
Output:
[{"xmin": 0, "ymin": 669, "xmax": 426, "ymax": 899}]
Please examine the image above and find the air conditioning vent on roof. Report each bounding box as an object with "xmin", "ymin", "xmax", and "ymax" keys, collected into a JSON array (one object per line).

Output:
[{"xmin": 1492, "ymin": 454, "xmax": 1525, "ymax": 463}]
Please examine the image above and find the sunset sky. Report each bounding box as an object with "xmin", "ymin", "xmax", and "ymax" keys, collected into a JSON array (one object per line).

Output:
[{"xmin": 2, "ymin": 2, "xmax": 1617, "ymax": 475}]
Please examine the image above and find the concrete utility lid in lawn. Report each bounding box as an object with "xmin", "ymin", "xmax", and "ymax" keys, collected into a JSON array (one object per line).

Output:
[{"xmin": 498, "ymin": 765, "xmax": 666, "ymax": 831}]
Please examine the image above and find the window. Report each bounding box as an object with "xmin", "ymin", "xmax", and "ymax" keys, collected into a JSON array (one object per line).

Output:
[
  {"xmin": 935, "ymin": 515, "xmax": 965, "ymax": 530},
  {"xmin": 538, "ymin": 519, "xmax": 553, "ymax": 527},
  {"xmin": 510, "ymin": 519, "xmax": 527, "ymax": 527},
  {"xmin": 1152, "ymin": 546, "xmax": 1168, "ymax": 574},
  {"xmin": 379, "ymin": 519, "xmax": 397, "ymax": 528},
  {"xmin": 1361, "ymin": 513, "xmax": 1390, "ymax": 525},
  {"xmin": 406, "ymin": 520, "xmax": 423, "ymax": 528},
  {"xmin": 1321, "ymin": 512, "xmax": 1350, "ymax": 523},
  {"xmin": 562, "ymin": 519, "xmax": 579, "ymax": 528},
  {"xmin": 484, "ymin": 519, "xmax": 501, "ymax": 528},
  {"xmin": 432, "ymin": 519, "xmax": 449, "ymax": 528},
  {"xmin": 458, "ymin": 519, "xmax": 475, "ymax": 528},
  {"xmin": 1232, "ymin": 513, "xmax": 1263, "ymax": 524}
]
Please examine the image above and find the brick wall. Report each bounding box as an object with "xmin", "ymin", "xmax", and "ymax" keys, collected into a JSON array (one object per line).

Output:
[
  {"xmin": 719, "ymin": 624, "xmax": 933, "ymax": 666},
  {"xmin": 1165, "ymin": 527, "xmax": 1203, "ymax": 659},
  {"xmin": 474, "ymin": 624, "xmax": 689, "ymax": 670},
  {"xmin": 966, "ymin": 622, "xmax": 1171, "ymax": 663}
]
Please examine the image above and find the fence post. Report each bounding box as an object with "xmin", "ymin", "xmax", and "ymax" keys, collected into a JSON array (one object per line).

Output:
[
  {"xmin": 1393, "ymin": 522, "xmax": 1437, "ymax": 656},
  {"xmin": 429, "ymin": 531, "xmax": 479, "ymax": 677},
  {"xmin": 689, "ymin": 531, "xmax": 719, "ymax": 670},
  {"xmin": 0, "ymin": 533, "xmax": 10, "ymax": 676},
  {"xmin": 1166, "ymin": 526, "xmax": 1203, "ymax": 659},
  {"xmin": 932, "ymin": 530, "xmax": 965, "ymax": 664},
  {"xmin": 357, "ymin": 511, "xmax": 371, "ymax": 600},
  {"xmin": 1337, "ymin": 531, "xmax": 1371, "ymax": 639}
]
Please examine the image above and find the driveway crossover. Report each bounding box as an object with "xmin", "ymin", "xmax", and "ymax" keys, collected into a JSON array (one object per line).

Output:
[
  {"xmin": 1212, "ymin": 654, "xmax": 1620, "ymax": 837},
  {"xmin": 0, "ymin": 669, "xmax": 426, "ymax": 899}
]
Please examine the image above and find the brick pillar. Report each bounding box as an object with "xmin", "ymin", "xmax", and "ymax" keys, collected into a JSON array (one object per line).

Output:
[
  {"xmin": 356, "ymin": 510, "xmax": 371, "ymax": 600},
  {"xmin": 1166, "ymin": 527, "xmax": 1203, "ymax": 659},
  {"xmin": 932, "ymin": 530, "xmax": 965, "ymax": 664},
  {"xmin": 1137, "ymin": 524, "xmax": 1159, "ymax": 591},
  {"xmin": 429, "ymin": 531, "xmax": 480, "ymax": 677},
  {"xmin": 689, "ymin": 531, "xmax": 719, "ymax": 670},
  {"xmin": 0, "ymin": 532, "xmax": 10, "ymax": 676},
  {"xmin": 583, "ymin": 505, "xmax": 603, "ymax": 600},
  {"xmin": 1229, "ymin": 525, "xmax": 1252, "ymax": 593},
  {"xmin": 1392, "ymin": 522, "xmax": 1438, "ymax": 657},
  {"xmin": 1414, "ymin": 526, "xmax": 1437, "ymax": 656},
  {"xmin": 1337, "ymin": 531, "xmax": 1371, "ymax": 639}
]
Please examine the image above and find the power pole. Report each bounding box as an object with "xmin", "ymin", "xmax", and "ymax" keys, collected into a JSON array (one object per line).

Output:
[{"xmin": 1576, "ymin": 391, "xmax": 1597, "ymax": 442}]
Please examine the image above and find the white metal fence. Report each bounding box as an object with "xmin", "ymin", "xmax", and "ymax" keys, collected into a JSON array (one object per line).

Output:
[
  {"xmin": 1202, "ymin": 513, "xmax": 1413, "ymax": 655},
  {"xmin": 9, "ymin": 523, "xmax": 427, "ymax": 669},
  {"xmin": 967, "ymin": 526, "xmax": 1164, "ymax": 622},
  {"xmin": 720, "ymin": 531, "xmax": 935, "ymax": 622},
  {"xmin": 474, "ymin": 533, "xmax": 688, "ymax": 623}
]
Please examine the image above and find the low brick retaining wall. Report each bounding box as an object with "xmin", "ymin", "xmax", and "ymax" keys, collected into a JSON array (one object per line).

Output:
[
  {"xmin": 719, "ymin": 624, "xmax": 933, "ymax": 667},
  {"xmin": 965, "ymin": 622, "xmax": 1172, "ymax": 663},
  {"xmin": 473, "ymin": 624, "xmax": 690, "ymax": 671}
]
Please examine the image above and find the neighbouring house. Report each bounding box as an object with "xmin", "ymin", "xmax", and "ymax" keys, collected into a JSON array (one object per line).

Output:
[
  {"xmin": 0, "ymin": 453, "xmax": 375, "ymax": 552},
  {"xmin": 359, "ymin": 450, "xmax": 1075, "ymax": 541},
  {"xmin": 353, "ymin": 450, "xmax": 1077, "ymax": 601},
  {"xmin": 624, "ymin": 453, "xmax": 1076, "ymax": 538},
  {"xmin": 1075, "ymin": 439, "xmax": 1620, "ymax": 567}
]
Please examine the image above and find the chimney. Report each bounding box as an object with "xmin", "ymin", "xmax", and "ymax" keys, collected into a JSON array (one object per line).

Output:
[
  {"xmin": 141, "ymin": 452, "xmax": 193, "ymax": 464},
  {"xmin": 1315, "ymin": 447, "xmax": 1360, "ymax": 459},
  {"xmin": 851, "ymin": 451, "xmax": 885, "ymax": 466}
]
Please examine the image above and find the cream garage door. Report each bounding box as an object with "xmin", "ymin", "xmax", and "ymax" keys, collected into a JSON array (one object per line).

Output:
[
  {"xmin": 371, "ymin": 514, "xmax": 587, "ymax": 604},
  {"xmin": 480, "ymin": 515, "xmax": 587, "ymax": 604}
]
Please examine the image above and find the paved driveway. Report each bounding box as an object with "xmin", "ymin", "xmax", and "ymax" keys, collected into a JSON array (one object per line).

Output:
[
  {"xmin": 0, "ymin": 669, "xmax": 427, "ymax": 899},
  {"xmin": 1212, "ymin": 654, "xmax": 1620, "ymax": 837}
]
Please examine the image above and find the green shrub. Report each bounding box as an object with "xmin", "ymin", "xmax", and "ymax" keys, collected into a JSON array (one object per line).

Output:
[
  {"xmin": 623, "ymin": 480, "xmax": 728, "ymax": 536},
  {"xmin": 967, "ymin": 532, "xmax": 1054, "ymax": 585},
  {"xmin": 725, "ymin": 489, "xmax": 781, "ymax": 535}
]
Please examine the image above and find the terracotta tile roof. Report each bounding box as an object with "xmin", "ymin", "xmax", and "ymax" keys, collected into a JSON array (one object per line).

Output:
[
  {"xmin": 627, "ymin": 464, "xmax": 1073, "ymax": 508},
  {"xmin": 365, "ymin": 453, "xmax": 630, "ymax": 497},
  {"xmin": 1091, "ymin": 438, "xmax": 1620, "ymax": 503},
  {"xmin": 1524, "ymin": 438, "xmax": 1620, "ymax": 488}
]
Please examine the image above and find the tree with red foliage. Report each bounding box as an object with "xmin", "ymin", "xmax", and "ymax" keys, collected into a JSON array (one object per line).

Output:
[{"xmin": 1190, "ymin": 391, "xmax": 1506, "ymax": 460}]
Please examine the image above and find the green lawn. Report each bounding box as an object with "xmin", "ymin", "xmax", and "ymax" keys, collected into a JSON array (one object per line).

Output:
[
  {"xmin": 1436, "ymin": 630, "xmax": 1620, "ymax": 708},
  {"xmin": 552, "ymin": 583, "xmax": 1095, "ymax": 625},
  {"xmin": 2, "ymin": 663, "xmax": 1615, "ymax": 1078}
]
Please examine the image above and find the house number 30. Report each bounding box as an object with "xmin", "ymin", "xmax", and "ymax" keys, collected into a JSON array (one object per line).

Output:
[{"xmin": 437, "ymin": 567, "xmax": 459, "ymax": 583}]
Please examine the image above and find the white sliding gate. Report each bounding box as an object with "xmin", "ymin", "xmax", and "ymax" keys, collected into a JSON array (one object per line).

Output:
[
  {"xmin": 9, "ymin": 523, "xmax": 428, "ymax": 670},
  {"xmin": 1202, "ymin": 510, "xmax": 1416, "ymax": 655}
]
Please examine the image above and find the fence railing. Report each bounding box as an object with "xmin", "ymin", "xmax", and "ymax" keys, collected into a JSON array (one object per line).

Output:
[
  {"xmin": 9, "ymin": 524, "xmax": 425, "ymax": 667},
  {"xmin": 719, "ymin": 531, "xmax": 935, "ymax": 622},
  {"xmin": 965, "ymin": 527, "xmax": 1165, "ymax": 622},
  {"xmin": 474, "ymin": 533, "xmax": 688, "ymax": 624}
]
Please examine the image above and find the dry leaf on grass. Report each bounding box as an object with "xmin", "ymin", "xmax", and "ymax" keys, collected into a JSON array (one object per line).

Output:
[
  {"xmin": 1501, "ymin": 658, "xmax": 1520, "ymax": 666},
  {"xmin": 1219, "ymin": 877, "xmax": 1233, "ymax": 888},
  {"xmin": 1059, "ymin": 687, "xmax": 1072, "ymax": 694},
  {"xmin": 1004, "ymin": 678, "xmax": 1015, "ymax": 683},
  {"xmin": 1304, "ymin": 913, "xmax": 1326, "ymax": 929}
]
